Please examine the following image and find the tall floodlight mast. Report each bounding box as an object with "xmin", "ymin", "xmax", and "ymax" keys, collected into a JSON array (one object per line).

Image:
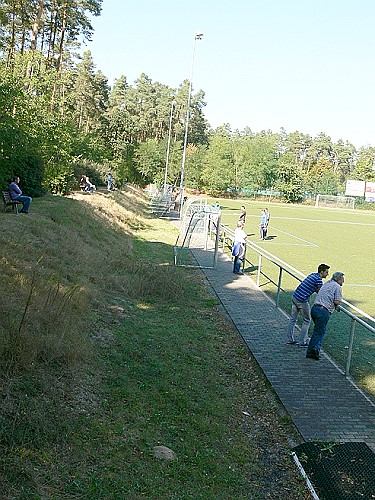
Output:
[{"xmin": 179, "ymin": 32, "xmax": 203, "ymax": 217}]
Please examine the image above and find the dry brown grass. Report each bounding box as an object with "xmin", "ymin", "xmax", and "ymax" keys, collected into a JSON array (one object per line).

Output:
[
  {"xmin": 0, "ymin": 185, "xmax": 182, "ymax": 371},
  {"xmin": 69, "ymin": 183, "xmax": 151, "ymax": 229}
]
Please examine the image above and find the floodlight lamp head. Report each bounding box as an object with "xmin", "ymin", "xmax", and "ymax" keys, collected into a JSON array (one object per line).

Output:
[{"xmin": 195, "ymin": 32, "xmax": 203, "ymax": 40}]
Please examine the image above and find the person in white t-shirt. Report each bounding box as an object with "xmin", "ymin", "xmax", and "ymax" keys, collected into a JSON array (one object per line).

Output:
[{"xmin": 232, "ymin": 222, "xmax": 247, "ymax": 274}]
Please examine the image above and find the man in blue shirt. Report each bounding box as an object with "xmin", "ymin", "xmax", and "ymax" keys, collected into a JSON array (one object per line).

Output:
[
  {"xmin": 9, "ymin": 176, "xmax": 32, "ymax": 214},
  {"xmin": 107, "ymin": 172, "xmax": 113, "ymax": 191},
  {"xmin": 259, "ymin": 209, "xmax": 267, "ymax": 240},
  {"xmin": 286, "ymin": 263, "xmax": 330, "ymax": 346}
]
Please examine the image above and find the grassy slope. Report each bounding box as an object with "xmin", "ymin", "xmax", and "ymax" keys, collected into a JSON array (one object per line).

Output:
[{"xmin": 0, "ymin": 188, "xmax": 309, "ymax": 499}]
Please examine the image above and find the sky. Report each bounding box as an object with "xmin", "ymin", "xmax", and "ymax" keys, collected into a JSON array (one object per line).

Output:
[{"xmin": 85, "ymin": 0, "xmax": 375, "ymax": 149}]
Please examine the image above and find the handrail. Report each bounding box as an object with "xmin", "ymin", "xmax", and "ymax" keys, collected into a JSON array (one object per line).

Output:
[{"xmin": 219, "ymin": 224, "xmax": 375, "ymax": 379}]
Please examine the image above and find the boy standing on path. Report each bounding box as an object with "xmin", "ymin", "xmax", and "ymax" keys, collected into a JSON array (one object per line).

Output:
[
  {"xmin": 107, "ymin": 172, "xmax": 113, "ymax": 191},
  {"xmin": 286, "ymin": 264, "xmax": 330, "ymax": 346}
]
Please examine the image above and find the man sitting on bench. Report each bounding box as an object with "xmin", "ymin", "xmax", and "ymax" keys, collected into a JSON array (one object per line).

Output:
[{"xmin": 9, "ymin": 176, "xmax": 32, "ymax": 214}]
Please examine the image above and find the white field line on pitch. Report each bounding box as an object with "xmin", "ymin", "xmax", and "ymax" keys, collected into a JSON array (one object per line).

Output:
[
  {"xmin": 256, "ymin": 242, "xmax": 315, "ymax": 246},
  {"xmin": 262, "ymin": 216, "xmax": 375, "ymax": 227},
  {"xmin": 345, "ymin": 284, "xmax": 375, "ymax": 288},
  {"xmin": 269, "ymin": 226, "xmax": 318, "ymax": 247}
]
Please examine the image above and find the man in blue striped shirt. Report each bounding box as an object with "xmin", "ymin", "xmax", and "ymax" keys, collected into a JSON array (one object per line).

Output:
[{"xmin": 286, "ymin": 263, "xmax": 330, "ymax": 346}]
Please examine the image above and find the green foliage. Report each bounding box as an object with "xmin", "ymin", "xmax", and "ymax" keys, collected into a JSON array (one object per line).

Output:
[
  {"xmin": 133, "ymin": 139, "xmax": 165, "ymax": 183},
  {"xmin": 114, "ymin": 144, "xmax": 140, "ymax": 185},
  {"xmin": 0, "ymin": 114, "xmax": 26, "ymax": 188},
  {"xmin": 354, "ymin": 198, "xmax": 375, "ymax": 210},
  {"xmin": 48, "ymin": 171, "xmax": 76, "ymax": 195},
  {"xmin": 236, "ymin": 131, "xmax": 279, "ymax": 191},
  {"xmin": 20, "ymin": 154, "xmax": 45, "ymax": 197},
  {"xmin": 184, "ymin": 143, "xmax": 206, "ymax": 190},
  {"xmin": 201, "ymin": 129, "xmax": 280, "ymax": 195},
  {"xmin": 0, "ymin": 3, "xmax": 374, "ymax": 201},
  {"xmin": 66, "ymin": 51, "xmax": 109, "ymax": 133},
  {"xmin": 0, "ymin": 78, "xmax": 44, "ymax": 194},
  {"xmin": 352, "ymin": 146, "xmax": 375, "ymax": 181},
  {"xmin": 201, "ymin": 130, "xmax": 235, "ymax": 193},
  {"xmin": 332, "ymin": 139, "xmax": 356, "ymax": 182},
  {"xmin": 276, "ymin": 156, "xmax": 304, "ymax": 202}
]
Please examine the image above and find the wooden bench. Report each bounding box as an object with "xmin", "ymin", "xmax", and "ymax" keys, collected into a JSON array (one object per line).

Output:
[{"xmin": 2, "ymin": 190, "xmax": 23, "ymax": 214}]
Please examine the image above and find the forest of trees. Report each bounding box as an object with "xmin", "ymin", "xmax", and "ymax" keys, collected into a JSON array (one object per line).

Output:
[{"xmin": 1, "ymin": 0, "xmax": 375, "ymax": 202}]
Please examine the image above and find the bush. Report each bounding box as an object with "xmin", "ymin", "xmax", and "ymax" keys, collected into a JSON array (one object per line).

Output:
[
  {"xmin": 355, "ymin": 198, "xmax": 375, "ymax": 210},
  {"xmin": 0, "ymin": 83, "xmax": 45, "ymax": 196},
  {"xmin": 46, "ymin": 171, "xmax": 76, "ymax": 195}
]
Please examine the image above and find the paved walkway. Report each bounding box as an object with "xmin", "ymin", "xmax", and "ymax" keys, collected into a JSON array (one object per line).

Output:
[{"xmin": 191, "ymin": 247, "xmax": 375, "ymax": 453}]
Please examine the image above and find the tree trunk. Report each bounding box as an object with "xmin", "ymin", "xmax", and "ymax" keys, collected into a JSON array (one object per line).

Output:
[
  {"xmin": 6, "ymin": 8, "xmax": 17, "ymax": 69},
  {"xmin": 30, "ymin": 0, "xmax": 45, "ymax": 51},
  {"xmin": 56, "ymin": 3, "xmax": 67, "ymax": 73},
  {"xmin": 47, "ymin": 9, "xmax": 57, "ymax": 68},
  {"xmin": 50, "ymin": 2, "xmax": 67, "ymax": 112},
  {"xmin": 25, "ymin": 0, "xmax": 45, "ymax": 85}
]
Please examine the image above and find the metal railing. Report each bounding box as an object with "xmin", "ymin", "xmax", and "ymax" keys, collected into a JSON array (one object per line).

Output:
[
  {"xmin": 219, "ymin": 224, "xmax": 375, "ymax": 379},
  {"xmin": 149, "ymin": 193, "xmax": 174, "ymax": 216}
]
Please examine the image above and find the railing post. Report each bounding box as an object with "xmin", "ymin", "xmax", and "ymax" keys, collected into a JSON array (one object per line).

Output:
[
  {"xmin": 276, "ymin": 267, "xmax": 283, "ymax": 308},
  {"xmin": 345, "ymin": 318, "xmax": 356, "ymax": 377},
  {"xmin": 257, "ymin": 254, "xmax": 262, "ymax": 287},
  {"xmin": 213, "ymin": 214, "xmax": 220, "ymax": 268}
]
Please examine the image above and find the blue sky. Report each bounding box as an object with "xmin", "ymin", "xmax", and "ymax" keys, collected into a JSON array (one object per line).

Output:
[{"xmin": 85, "ymin": 0, "xmax": 375, "ymax": 148}]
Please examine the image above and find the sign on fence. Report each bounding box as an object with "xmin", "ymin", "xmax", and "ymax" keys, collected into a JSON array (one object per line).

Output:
[
  {"xmin": 345, "ymin": 180, "xmax": 366, "ymax": 197},
  {"xmin": 365, "ymin": 182, "xmax": 375, "ymax": 203}
]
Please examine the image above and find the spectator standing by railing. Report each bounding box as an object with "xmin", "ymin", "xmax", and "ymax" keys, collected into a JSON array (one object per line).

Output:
[
  {"xmin": 232, "ymin": 222, "xmax": 247, "ymax": 274},
  {"xmin": 286, "ymin": 264, "xmax": 330, "ymax": 347},
  {"xmin": 306, "ymin": 272, "xmax": 345, "ymax": 361}
]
